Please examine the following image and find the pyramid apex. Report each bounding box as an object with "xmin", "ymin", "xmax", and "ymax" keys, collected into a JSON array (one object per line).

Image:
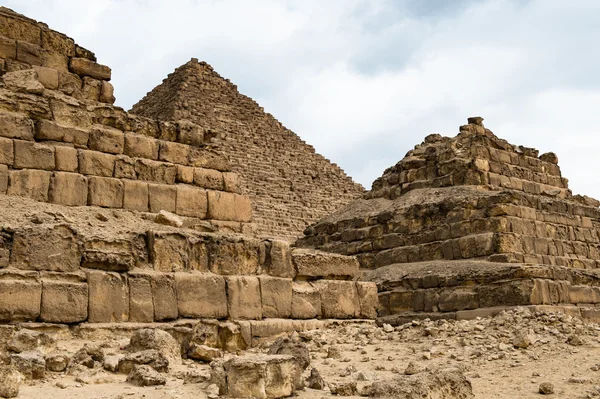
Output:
[{"xmin": 467, "ymin": 116, "xmax": 484, "ymax": 126}]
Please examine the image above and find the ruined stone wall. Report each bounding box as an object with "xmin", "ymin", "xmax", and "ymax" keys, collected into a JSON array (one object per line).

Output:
[
  {"xmin": 0, "ymin": 7, "xmax": 115, "ymax": 104},
  {"xmin": 131, "ymin": 59, "xmax": 365, "ymax": 240}
]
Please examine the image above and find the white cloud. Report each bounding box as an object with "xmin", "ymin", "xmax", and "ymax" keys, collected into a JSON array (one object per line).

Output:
[{"xmin": 4, "ymin": 0, "xmax": 600, "ymax": 198}]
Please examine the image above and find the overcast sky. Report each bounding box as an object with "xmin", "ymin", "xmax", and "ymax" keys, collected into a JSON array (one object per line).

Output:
[{"xmin": 6, "ymin": 0, "xmax": 600, "ymax": 197}]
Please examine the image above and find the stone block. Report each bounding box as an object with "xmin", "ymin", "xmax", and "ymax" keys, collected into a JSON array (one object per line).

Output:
[
  {"xmin": 0, "ymin": 35, "xmax": 16, "ymax": 59},
  {"xmin": 174, "ymin": 273, "xmax": 227, "ymax": 318},
  {"xmin": 40, "ymin": 280, "xmax": 88, "ymax": 323},
  {"xmin": 41, "ymin": 51, "xmax": 68, "ymax": 72},
  {"xmin": 135, "ymin": 159, "xmax": 177, "ymax": 184},
  {"xmin": 267, "ymin": 240, "xmax": 295, "ymax": 278},
  {"xmin": 438, "ymin": 287, "xmax": 479, "ymax": 312},
  {"xmin": 13, "ymin": 140, "xmax": 55, "ymax": 170},
  {"xmin": 176, "ymin": 185, "xmax": 207, "ymax": 218},
  {"xmin": 128, "ymin": 274, "xmax": 154, "ymax": 323},
  {"xmin": 207, "ymin": 191, "xmax": 252, "ymax": 222},
  {"xmin": 356, "ymin": 282, "xmax": 379, "ymax": 319},
  {"xmin": 0, "ymin": 13, "xmax": 41, "ymax": 44},
  {"xmin": 176, "ymin": 165, "xmax": 194, "ymax": 184},
  {"xmin": 193, "ymin": 168, "xmax": 224, "ymax": 190},
  {"xmin": 148, "ymin": 232, "xmax": 188, "ymax": 272},
  {"xmin": 41, "ymin": 29, "xmax": 75, "ymax": 56},
  {"xmin": 88, "ymin": 125, "xmax": 124, "ymax": 154},
  {"xmin": 292, "ymin": 249, "xmax": 359, "ymax": 279},
  {"xmin": 16, "ymin": 40, "xmax": 41, "ymax": 65},
  {"xmin": 223, "ymin": 172, "xmax": 241, "ymax": 193},
  {"xmin": 49, "ymin": 172, "xmax": 88, "ymax": 206},
  {"xmin": 227, "ymin": 276, "xmax": 262, "ymax": 320},
  {"xmin": 123, "ymin": 180, "xmax": 149, "ymax": 212},
  {"xmin": 69, "ymin": 57, "xmax": 111, "ymax": 80},
  {"xmin": 36, "ymin": 120, "xmax": 89, "ymax": 145},
  {"xmin": 313, "ymin": 280, "xmax": 359, "ymax": 319},
  {"xmin": 7, "ymin": 169, "xmax": 50, "ymax": 201},
  {"xmin": 54, "ymin": 146, "xmax": 78, "ymax": 172},
  {"xmin": 125, "ymin": 133, "xmax": 159, "ymax": 160},
  {"xmin": 0, "ymin": 137, "xmax": 13, "ymax": 165},
  {"xmin": 189, "ymin": 237, "xmax": 209, "ymax": 272},
  {"xmin": 159, "ymin": 141, "xmax": 190, "ymax": 165},
  {"xmin": 88, "ymin": 176, "xmax": 123, "ymax": 208},
  {"xmin": 57, "ymin": 70, "xmax": 82, "ymax": 97},
  {"xmin": 81, "ymin": 76, "xmax": 101, "ymax": 101},
  {"xmin": 87, "ymin": 271, "xmax": 129, "ymax": 323},
  {"xmin": 209, "ymin": 239, "xmax": 260, "ymax": 275},
  {"xmin": 149, "ymin": 184, "xmax": 176, "ymax": 213},
  {"xmin": 78, "ymin": 150, "xmax": 115, "ymax": 177},
  {"xmin": 114, "ymin": 155, "xmax": 136, "ymax": 179},
  {"xmin": 0, "ymin": 280, "xmax": 41, "ymax": 322},
  {"xmin": 0, "ymin": 112, "xmax": 34, "ymax": 140},
  {"xmin": 291, "ymin": 282, "xmax": 321, "ymax": 319},
  {"xmin": 0, "ymin": 164, "xmax": 7, "ymax": 193},
  {"xmin": 10, "ymin": 224, "xmax": 81, "ymax": 271},
  {"xmin": 100, "ymin": 81, "xmax": 115, "ymax": 104},
  {"xmin": 150, "ymin": 273, "xmax": 178, "ymax": 321},
  {"xmin": 177, "ymin": 120, "xmax": 204, "ymax": 146},
  {"xmin": 224, "ymin": 355, "xmax": 298, "ymax": 399},
  {"xmin": 260, "ymin": 277, "xmax": 292, "ymax": 318}
]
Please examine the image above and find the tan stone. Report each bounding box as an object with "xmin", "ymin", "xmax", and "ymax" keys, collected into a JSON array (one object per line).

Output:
[
  {"xmin": 128, "ymin": 274, "xmax": 154, "ymax": 323},
  {"xmin": 0, "ymin": 13, "xmax": 41, "ymax": 45},
  {"xmin": 0, "ymin": 112, "xmax": 34, "ymax": 140},
  {"xmin": 159, "ymin": 141, "xmax": 190, "ymax": 165},
  {"xmin": 13, "ymin": 140, "xmax": 55, "ymax": 170},
  {"xmin": 78, "ymin": 150, "xmax": 115, "ymax": 177},
  {"xmin": 174, "ymin": 273, "xmax": 227, "ymax": 318},
  {"xmin": 47, "ymin": 171, "xmax": 88, "ymax": 206},
  {"xmin": 225, "ymin": 355, "xmax": 298, "ymax": 399},
  {"xmin": 31, "ymin": 65, "xmax": 59, "ymax": 89},
  {"xmin": 0, "ymin": 280, "xmax": 41, "ymax": 322},
  {"xmin": 88, "ymin": 176, "xmax": 123, "ymax": 208},
  {"xmin": 313, "ymin": 280, "xmax": 359, "ymax": 319},
  {"xmin": 123, "ymin": 180, "xmax": 149, "ymax": 212},
  {"xmin": 2, "ymin": 69, "xmax": 44, "ymax": 94},
  {"xmin": 148, "ymin": 232, "xmax": 188, "ymax": 272},
  {"xmin": 41, "ymin": 29, "xmax": 75, "ymax": 56},
  {"xmin": 227, "ymin": 276, "xmax": 262, "ymax": 320},
  {"xmin": 0, "ymin": 164, "xmax": 7, "ymax": 193},
  {"xmin": 0, "ymin": 137, "xmax": 14, "ymax": 165},
  {"xmin": 209, "ymin": 239, "xmax": 260, "ymax": 275},
  {"xmin": 292, "ymin": 249, "xmax": 359, "ymax": 279},
  {"xmin": 149, "ymin": 184, "xmax": 176, "ymax": 213},
  {"xmin": 87, "ymin": 271, "xmax": 129, "ymax": 322},
  {"xmin": 100, "ymin": 81, "xmax": 115, "ymax": 104},
  {"xmin": 193, "ymin": 168, "xmax": 224, "ymax": 190},
  {"xmin": 81, "ymin": 76, "xmax": 101, "ymax": 101},
  {"xmin": 0, "ymin": 35, "xmax": 16, "ymax": 59},
  {"xmin": 16, "ymin": 40, "xmax": 41, "ymax": 65},
  {"xmin": 223, "ymin": 172, "xmax": 241, "ymax": 193},
  {"xmin": 267, "ymin": 240, "xmax": 295, "ymax": 278},
  {"xmin": 57, "ymin": 71, "xmax": 82, "ymax": 97},
  {"xmin": 150, "ymin": 273, "xmax": 178, "ymax": 321},
  {"xmin": 69, "ymin": 57, "xmax": 111, "ymax": 80},
  {"xmin": 125, "ymin": 133, "xmax": 159, "ymax": 160},
  {"xmin": 260, "ymin": 277, "xmax": 292, "ymax": 318},
  {"xmin": 176, "ymin": 185, "xmax": 207, "ymax": 218},
  {"xmin": 176, "ymin": 165, "xmax": 194, "ymax": 184},
  {"xmin": 7, "ymin": 169, "xmax": 50, "ymax": 201},
  {"xmin": 356, "ymin": 282, "xmax": 379, "ymax": 319},
  {"xmin": 291, "ymin": 282, "xmax": 321, "ymax": 319},
  {"xmin": 114, "ymin": 155, "xmax": 136, "ymax": 179},
  {"xmin": 88, "ymin": 125, "xmax": 124, "ymax": 154},
  {"xmin": 207, "ymin": 191, "xmax": 252, "ymax": 222},
  {"xmin": 41, "ymin": 51, "xmax": 68, "ymax": 72},
  {"xmin": 177, "ymin": 120, "xmax": 204, "ymax": 146},
  {"xmin": 54, "ymin": 146, "xmax": 78, "ymax": 172},
  {"xmin": 135, "ymin": 159, "xmax": 177, "ymax": 184},
  {"xmin": 40, "ymin": 281, "xmax": 88, "ymax": 323}
]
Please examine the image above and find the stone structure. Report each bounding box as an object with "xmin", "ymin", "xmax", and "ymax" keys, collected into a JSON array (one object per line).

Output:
[
  {"xmin": 131, "ymin": 59, "xmax": 364, "ymax": 240},
  {"xmin": 298, "ymin": 118, "xmax": 600, "ymax": 324}
]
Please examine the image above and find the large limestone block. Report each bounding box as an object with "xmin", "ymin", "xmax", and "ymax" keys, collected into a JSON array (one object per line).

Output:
[
  {"xmin": 224, "ymin": 355, "xmax": 299, "ymax": 399},
  {"xmin": 159, "ymin": 141, "xmax": 190, "ymax": 165},
  {"xmin": 49, "ymin": 172, "xmax": 88, "ymax": 206},
  {"xmin": 227, "ymin": 276, "xmax": 262, "ymax": 320},
  {"xmin": 88, "ymin": 125, "xmax": 124, "ymax": 154},
  {"xmin": 313, "ymin": 280, "xmax": 360, "ymax": 319},
  {"xmin": 150, "ymin": 273, "xmax": 178, "ymax": 321},
  {"xmin": 69, "ymin": 57, "xmax": 111, "ymax": 80},
  {"xmin": 0, "ymin": 35, "xmax": 17, "ymax": 59},
  {"xmin": 207, "ymin": 191, "xmax": 252, "ymax": 222},
  {"xmin": 174, "ymin": 273, "xmax": 227, "ymax": 318},
  {"xmin": 7, "ymin": 169, "xmax": 50, "ymax": 201},
  {"xmin": 0, "ymin": 279, "xmax": 41, "ymax": 322},
  {"xmin": 100, "ymin": 81, "xmax": 115, "ymax": 104},
  {"xmin": 135, "ymin": 159, "xmax": 177, "ymax": 184},
  {"xmin": 87, "ymin": 271, "xmax": 129, "ymax": 322},
  {"xmin": 260, "ymin": 277, "xmax": 292, "ymax": 319},
  {"xmin": 16, "ymin": 41, "xmax": 41, "ymax": 65},
  {"xmin": 36, "ymin": 120, "xmax": 89, "ymax": 145},
  {"xmin": 176, "ymin": 185, "xmax": 207, "ymax": 218},
  {"xmin": 54, "ymin": 146, "xmax": 78, "ymax": 172},
  {"xmin": 0, "ymin": 12, "xmax": 41, "ymax": 44},
  {"xmin": 291, "ymin": 282, "xmax": 321, "ymax": 319},
  {"xmin": 148, "ymin": 232, "xmax": 188, "ymax": 272},
  {"xmin": 0, "ymin": 112, "xmax": 34, "ymax": 140},
  {"xmin": 124, "ymin": 133, "xmax": 158, "ymax": 160},
  {"xmin": 0, "ymin": 364, "xmax": 21, "ymax": 398},
  {"xmin": 40, "ymin": 280, "xmax": 88, "ymax": 323},
  {"xmin": 128, "ymin": 273, "xmax": 154, "ymax": 323},
  {"xmin": 292, "ymin": 249, "xmax": 359, "ymax": 279},
  {"xmin": 88, "ymin": 176, "xmax": 123, "ymax": 208},
  {"xmin": 148, "ymin": 184, "xmax": 177, "ymax": 213},
  {"xmin": 209, "ymin": 239, "xmax": 260, "ymax": 275},
  {"xmin": 2, "ymin": 70, "xmax": 44, "ymax": 95},
  {"xmin": 0, "ymin": 164, "xmax": 7, "ymax": 194},
  {"xmin": 41, "ymin": 29, "xmax": 75, "ymax": 56},
  {"xmin": 0, "ymin": 137, "xmax": 13, "ymax": 165},
  {"xmin": 82, "ymin": 76, "xmax": 101, "ymax": 102},
  {"xmin": 13, "ymin": 140, "xmax": 55, "ymax": 170},
  {"xmin": 114, "ymin": 155, "xmax": 136, "ymax": 179},
  {"xmin": 223, "ymin": 172, "xmax": 241, "ymax": 193},
  {"xmin": 10, "ymin": 225, "xmax": 81, "ymax": 272},
  {"xmin": 123, "ymin": 180, "xmax": 149, "ymax": 212},
  {"xmin": 267, "ymin": 240, "xmax": 295, "ymax": 278},
  {"xmin": 78, "ymin": 150, "xmax": 115, "ymax": 177},
  {"xmin": 356, "ymin": 282, "xmax": 379, "ymax": 319},
  {"xmin": 193, "ymin": 168, "xmax": 224, "ymax": 190},
  {"xmin": 32, "ymin": 65, "xmax": 59, "ymax": 89}
]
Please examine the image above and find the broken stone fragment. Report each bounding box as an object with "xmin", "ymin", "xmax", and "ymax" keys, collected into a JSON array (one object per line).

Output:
[
  {"xmin": 125, "ymin": 329, "xmax": 182, "ymax": 366},
  {"xmin": 267, "ymin": 337, "xmax": 310, "ymax": 370},
  {"xmin": 306, "ymin": 368, "xmax": 324, "ymax": 390},
  {"xmin": 467, "ymin": 116, "xmax": 484, "ymax": 126},
  {"xmin": 117, "ymin": 349, "xmax": 169, "ymax": 374},
  {"xmin": 126, "ymin": 364, "xmax": 166, "ymax": 387},
  {"xmin": 44, "ymin": 354, "xmax": 70, "ymax": 372},
  {"xmin": 154, "ymin": 210, "xmax": 183, "ymax": 227},
  {"xmin": 9, "ymin": 350, "xmax": 46, "ymax": 379},
  {"xmin": 0, "ymin": 365, "xmax": 21, "ymax": 398}
]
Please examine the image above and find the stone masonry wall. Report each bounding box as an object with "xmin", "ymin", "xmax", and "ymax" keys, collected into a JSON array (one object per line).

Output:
[
  {"xmin": 131, "ymin": 59, "xmax": 365, "ymax": 240},
  {"xmin": 0, "ymin": 7, "xmax": 115, "ymax": 104}
]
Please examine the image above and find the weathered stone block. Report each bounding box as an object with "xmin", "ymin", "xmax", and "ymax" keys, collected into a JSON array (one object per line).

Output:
[
  {"xmin": 41, "ymin": 51, "xmax": 68, "ymax": 72},
  {"xmin": 150, "ymin": 273, "xmax": 178, "ymax": 321},
  {"xmin": 123, "ymin": 180, "xmax": 149, "ymax": 212},
  {"xmin": 356, "ymin": 282, "xmax": 379, "ymax": 319},
  {"xmin": 41, "ymin": 29, "xmax": 75, "ymax": 56},
  {"xmin": 176, "ymin": 185, "xmax": 207, "ymax": 218},
  {"xmin": 7, "ymin": 169, "xmax": 50, "ymax": 201},
  {"xmin": 0, "ymin": 112, "xmax": 34, "ymax": 140},
  {"xmin": 291, "ymin": 282, "xmax": 321, "ymax": 319},
  {"xmin": 159, "ymin": 141, "xmax": 190, "ymax": 165},
  {"xmin": 260, "ymin": 277, "xmax": 292, "ymax": 318},
  {"xmin": 40, "ymin": 280, "xmax": 88, "ymax": 323},
  {"xmin": 114, "ymin": 155, "xmax": 136, "ymax": 179},
  {"xmin": 57, "ymin": 70, "xmax": 82, "ymax": 97},
  {"xmin": 148, "ymin": 232, "xmax": 188, "ymax": 272},
  {"xmin": 78, "ymin": 150, "xmax": 115, "ymax": 177},
  {"xmin": 88, "ymin": 125, "xmax": 124, "ymax": 154},
  {"xmin": 227, "ymin": 276, "xmax": 262, "ymax": 320},
  {"xmin": 100, "ymin": 81, "xmax": 115, "ymax": 104},
  {"xmin": 36, "ymin": 120, "xmax": 88, "ymax": 145},
  {"xmin": 176, "ymin": 165, "xmax": 194, "ymax": 184},
  {"xmin": 149, "ymin": 184, "xmax": 176, "ymax": 213},
  {"xmin": 209, "ymin": 239, "xmax": 260, "ymax": 275},
  {"xmin": 16, "ymin": 41, "xmax": 41, "ymax": 65},
  {"xmin": 54, "ymin": 146, "xmax": 78, "ymax": 172},
  {"xmin": 313, "ymin": 280, "xmax": 359, "ymax": 319},
  {"xmin": 0, "ymin": 35, "xmax": 16, "ymax": 59},
  {"xmin": 0, "ymin": 14, "xmax": 41, "ymax": 44},
  {"xmin": 128, "ymin": 274, "xmax": 154, "ymax": 323},
  {"xmin": 267, "ymin": 240, "xmax": 295, "ymax": 278},
  {"xmin": 225, "ymin": 355, "xmax": 298, "ymax": 399},
  {"xmin": 223, "ymin": 172, "xmax": 241, "ymax": 193},
  {"xmin": 125, "ymin": 133, "xmax": 159, "ymax": 160},
  {"xmin": 13, "ymin": 140, "xmax": 55, "ymax": 170},
  {"xmin": 49, "ymin": 172, "xmax": 87, "ymax": 206},
  {"xmin": 135, "ymin": 159, "xmax": 177, "ymax": 184},
  {"xmin": 207, "ymin": 191, "xmax": 252, "ymax": 222},
  {"xmin": 0, "ymin": 137, "xmax": 13, "ymax": 165},
  {"xmin": 0, "ymin": 164, "xmax": 7, "ymax": 194},
  {"xmin": 10, "ymin": 225, "xmax": 81, "ymax": 271},
  {"xmin": 81, "ymin": 76, "xmax": 101, "ymax": 101},
  {"xmin": 88, "ymin": 176, "xmax": 123, "ymax": 208},
  {"xmin": 87, "ymin": 271, "xmax": 129, "ymax": 322},
  {"xmin": 69, "ymin": 57, "xmax": 111, "ymax": 80},
  {"xmin": 193, "ymin": 168, "xmax": 224, "ymax": 190},
  {"xmin": 0, "ymin": 280, "xmax": 41, "ymax": 322},
  {"xmin": 174, "ymin": 273, "xmax": 227, "ymax": 318},
  {"xmin": 292, "ymin": 249, "xmax": 359, "ymax": 279}
]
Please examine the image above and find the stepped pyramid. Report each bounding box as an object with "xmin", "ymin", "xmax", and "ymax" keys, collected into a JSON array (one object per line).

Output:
[
  {"xmin": 131, "ymin": 59, "xmax": 364, "ymax": 240},
  {"xmin": 298, "ymin": 117, "xmax": 600, "ymax": 324}
]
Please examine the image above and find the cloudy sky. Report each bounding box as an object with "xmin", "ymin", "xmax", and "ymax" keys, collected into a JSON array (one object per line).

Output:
[{"xmin": 6, "ymin": 0, "xmax": 600, "ymax": 196}]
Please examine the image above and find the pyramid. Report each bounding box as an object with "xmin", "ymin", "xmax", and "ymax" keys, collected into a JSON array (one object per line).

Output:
[
  {"xmin": 297, "ymin": 117, "xmax": 600, "ymax": 323},
  {"xmin": 131, "ymin": 59, "xmax": 364, "ymax": 240}
]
